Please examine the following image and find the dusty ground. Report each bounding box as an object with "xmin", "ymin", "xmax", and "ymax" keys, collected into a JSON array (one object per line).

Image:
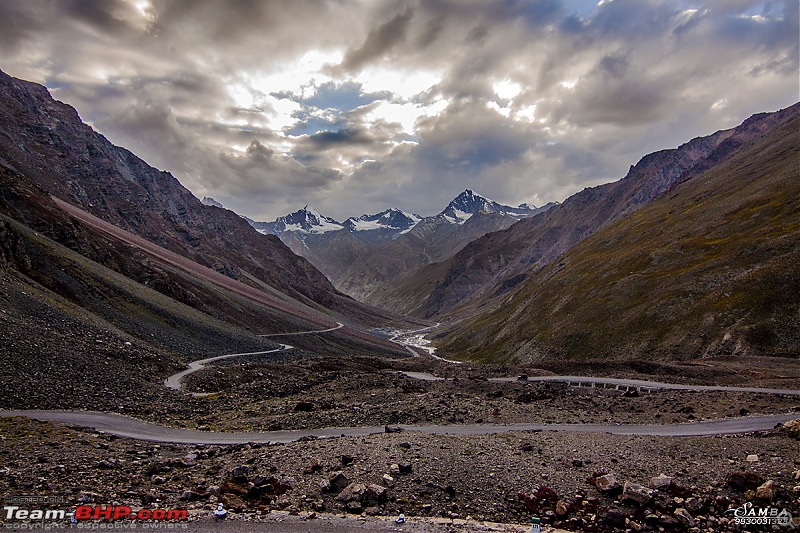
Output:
[
  {"xmin": 0, "ymin": 417, "xmax": 798, "ymax": 532},
  {"xmin": 173, "ymin": 354, "xmax": 800, "ymax": 432},
  {"xmin": 2, "ymin": 342, "xmax": 798, "ymax": 532}
]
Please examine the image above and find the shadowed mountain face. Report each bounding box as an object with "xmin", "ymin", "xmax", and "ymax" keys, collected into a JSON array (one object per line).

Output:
[
  {"xmin": 0, "ymin": 69, "xmax": 412, "ymax": 380},
  {"xmin": 0, "ymin": 69, "xmax": 398, "ymax": 328},
  {"xmin": 413, "ymin": 104, "xmax": 799, "ymax": 320},
  {"xmin": 437, "ymin": 103, "xmax": 800, "ymax": 362}
]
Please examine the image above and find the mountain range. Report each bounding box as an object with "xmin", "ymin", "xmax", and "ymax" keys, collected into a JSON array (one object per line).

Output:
[
  {"xmin": 213, "ymin": 99, "xmax": 800, "ymax": 363},
  {"xmin": 243, "ymin": 190, "xmax": 555, "ymax": 301},
  {"xmin": 0, "ymin": 67, "xmax": 796, "ymax": 373}
]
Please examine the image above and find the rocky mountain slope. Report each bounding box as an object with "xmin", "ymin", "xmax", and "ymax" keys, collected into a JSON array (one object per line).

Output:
[
  {"xmin": 0, "ymin": 68, "xmax": 412, "ymax": 400},
  {"xmin": 0, "ymin": 69, "xmax": 396, "ymax": 327},
  {"xmin": 253, "ymin": 190, "xmax": 554, "ymax": 304},
  {"xmin": 410, "ymin": 104, "xmax": 798, "ymax": 319},
  {"xmin": 437, "ymin": 103, "xmax": 800, "ymax": 362}
]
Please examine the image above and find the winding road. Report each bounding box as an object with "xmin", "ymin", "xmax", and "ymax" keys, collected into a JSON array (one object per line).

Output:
[
  {"xmin": 3, "ymin": 323, "xmax": 798, "ymax": 445},
  {"xmin": 163, "ymin": 323, "xmax": 344, "ymax": 395},
  {"xmin": 163, "ymin": 344, "xmax": 294, "ymax": 396},
  {"xmin": 0, "ymin": 410, "xmax": 796, "ymax": 445},
  {"xmin": 258, "ymin": 322, "xmax": 344, "ymax": 337}
]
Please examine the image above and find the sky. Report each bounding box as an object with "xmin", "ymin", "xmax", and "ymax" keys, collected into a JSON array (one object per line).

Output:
[{"xmin": 1, "ymin": 0, "xmax": 797, "ymax": 221}]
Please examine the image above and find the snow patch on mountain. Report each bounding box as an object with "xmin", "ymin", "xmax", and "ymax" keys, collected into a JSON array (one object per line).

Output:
[
  {"xmin": 201, "ymin": 197, "xmax": 225, "ymax": 209},
  {"xmin": 439, "ymin": 189, "xmax": 542, "ymax": 224},
  {"xmin": 344, "ymin": 208, "xmax": 422, "ymax": 233},
  {"xmin": 275, "ymin": 206, "xmax": 344, "ymax": 234}
]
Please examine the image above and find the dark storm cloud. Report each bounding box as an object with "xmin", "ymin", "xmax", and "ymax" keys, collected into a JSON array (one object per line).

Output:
[
  {"xmin": 217, "ymin": 140, "xmax": 343, "ymax": 199},
  {"xmin": 305, "ymin": 128, "xmax": 375, "ymax": 150},
  {"xmin": 62, "ymin": 0, "xmax": 138, "ymax": 32},
  {"xmin": 416, "ymin": 102, "xmax": 533, "ymax": 169},
  {"xmin": 342, "ymin": 101, "xmax": 552, "ymax": 215},
  {"xmin": 1, "ymin": 0, "xmax": 797, "ymax": 221},
  {"xmin": 341, "ymin": 9, "xmax": 415, "ymax": 72},
  {"xmin": 0, "ymin": 2, "xmax": 46, "ymax": 51}
]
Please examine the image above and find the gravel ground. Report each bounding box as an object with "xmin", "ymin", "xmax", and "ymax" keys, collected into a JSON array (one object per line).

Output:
[
  {"xmin": 175, "ymin": 356, "xmax": 800, "ymax": 433},
  {"xmin": 1, "ymin": 417, "xmax": 798, "ymax": 532}
]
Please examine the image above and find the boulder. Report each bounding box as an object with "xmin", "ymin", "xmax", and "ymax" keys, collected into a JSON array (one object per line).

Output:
[
  {"xmin": 684, "ymin": 497, "xmax": 703, "ymax": 513},
  {"xmin": 782, "ymin": 418, "xmax": 800, "ymax": 439},
  {"xmin": 755, "ymin": 480, "xmax": 777, "ymax": 502},
  {"xmin": 726, "ymin": 471, "xmax": 763, "ymax": 491},
  {"xmin": 651, "ymin": 474, "xmax": 673, "ymax": 489},
  {"xmin": 303, "ymin": 459, "xmax": 322, "ymax": 474},
  {"xmin": 328, "ymin": 471, "xmax": 350, "ymax": 492},
  {"xmin": 555, "ymin": 500, "xmax": 569, "ymax": 516},
  {"xmin": 229, "ymin": 465, "xmax": 249, "ymax": 483},
  {"xmin": 746, "ymin": 454, "xmax": 759, "ymax": 462},
  {"xmin": 365, "ymin": 484, "xmax": 387, "ymax": 503},
  {"xmin": 336, "ymin": 483, "xmax": 367, "ymax": 503},
  {"xmin": 595, "ymin": 474, "xmax": 621, "ymax": 493},
  {"xmin": 178, "ymin": 490, "xmax": 203, "ymax": 502},
  {"xmin": 220, "ymin": 494, "xmax": 246, "ymax": 512},
  {"xmin": 674, "ymin": 508, "xmax": 694, "ymax": 527},
  {"xmin": 604, "ymin": 510, "xmax": 626, "ymax": 528},
  {"xmin": 622, "ymin": 482, "xmax": 654, "ymax": 505},
  {"xmin": 346, "ymin": 501, "xmax": 362, "ymax": 514}
]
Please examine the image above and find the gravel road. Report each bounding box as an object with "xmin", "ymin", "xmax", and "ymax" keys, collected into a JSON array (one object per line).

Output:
[{"xmin": 0, "ymin": 410, "xmax": 795, "ymax": 444}]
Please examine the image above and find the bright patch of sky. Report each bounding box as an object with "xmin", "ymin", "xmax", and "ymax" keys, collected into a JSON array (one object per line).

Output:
[
  {"xmin": 5, "ymin": 0, "xmax": 795, "ymax": 221},
  {"xmin": 355, "ymin": 67, "xmax": 442, "ymax": 100},
  {"xmin": 493, "ymin": 80, "xmax": 522, "ymax": 101}
]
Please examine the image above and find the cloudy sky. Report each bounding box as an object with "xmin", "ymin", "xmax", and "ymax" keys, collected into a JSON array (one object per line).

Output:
[{"xmin": 1, "ymin": 0, "xmax": 797, "ymax": 221}]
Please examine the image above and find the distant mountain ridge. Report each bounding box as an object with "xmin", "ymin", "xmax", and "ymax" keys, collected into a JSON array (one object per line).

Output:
[
  {"xmin": 344, "ymin": 208, "xmax": 422, "ymax": 234},
  {"xmin": 248, "ymin": 189, "xmax": 548, "ymax": 242},
  {"xmin": 439, "ymin": 189, "xmax": 540, "ymax": 224},
  {"xmin": 237, "ymin": 190, "xmax": 556, "ymax": 302}
]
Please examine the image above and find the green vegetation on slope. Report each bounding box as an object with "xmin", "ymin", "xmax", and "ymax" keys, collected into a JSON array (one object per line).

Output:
[{"xmin": 440, "ymin": 109, "xmax": 800, "ymax": 362}]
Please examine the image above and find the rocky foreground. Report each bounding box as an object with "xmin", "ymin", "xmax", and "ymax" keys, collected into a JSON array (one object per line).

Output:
[{"xmin": 1, "ymin": 417, "xmax": 798, "ymax": 531}]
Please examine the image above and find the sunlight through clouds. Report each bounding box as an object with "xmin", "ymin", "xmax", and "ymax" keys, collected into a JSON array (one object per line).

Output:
[{"xmin": 0, "ymin": 0, "xmax": 795, "ymax": 220}]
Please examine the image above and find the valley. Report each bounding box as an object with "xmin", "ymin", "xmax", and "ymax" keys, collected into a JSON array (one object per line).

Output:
[{"xmin": 0, "ymin": 67, "xmax": 798, "ymax": 533}]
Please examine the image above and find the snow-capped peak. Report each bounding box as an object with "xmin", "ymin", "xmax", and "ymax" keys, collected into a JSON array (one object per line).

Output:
[
  {"xmin": 344, "ymin": 208, "xmax": 422, "ymax": 233},
  {"xmin": 440, "ymin": 189, "xmax": 504, "ymax": 223},
  {"xmin": 439, "ymin": 190, "xmax": 549, "ymax": 224},
  {"xmin": 273, "ymin": 205, "xmax": 343, "ymax": 234}
]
